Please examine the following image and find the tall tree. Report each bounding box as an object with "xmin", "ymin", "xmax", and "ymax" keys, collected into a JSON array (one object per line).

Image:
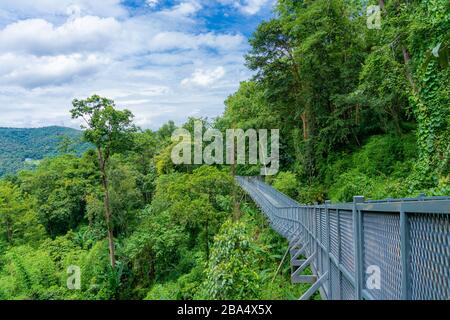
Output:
[
  {"xmin": 71, "ymin": 95, "xmax": 136, "ymax": 268},
  {"xmin": 246, "ymin": 0, "xmax": 365, "ymax": 180}
]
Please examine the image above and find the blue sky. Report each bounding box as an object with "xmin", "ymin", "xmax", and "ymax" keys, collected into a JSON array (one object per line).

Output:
[{"xmin": 0, "ymin": 0, "xmax": 275, "ymax": 129}]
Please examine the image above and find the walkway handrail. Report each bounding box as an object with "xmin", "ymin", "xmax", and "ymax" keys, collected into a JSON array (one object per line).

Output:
[{"xmin": 236, "ymin": 176, "xmax": 450, "ymax": 300}]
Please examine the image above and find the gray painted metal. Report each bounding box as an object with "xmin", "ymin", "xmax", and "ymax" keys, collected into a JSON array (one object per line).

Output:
[{"xmin": 236, "ymin": 176, "xmax": 450, "ymax": 300}]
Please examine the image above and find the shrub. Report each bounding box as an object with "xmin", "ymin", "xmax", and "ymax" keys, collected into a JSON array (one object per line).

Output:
[
  {"xmin": 200, "ymin": 220, "xmax": 261, "ymax": 299},
  {"xmin": 272, "ymin": 171, "xmax": 298, "ymax": 198}
]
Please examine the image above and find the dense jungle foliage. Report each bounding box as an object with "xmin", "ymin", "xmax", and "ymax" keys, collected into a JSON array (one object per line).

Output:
[{"xmin": 0, "ymin": 0, "xmax": 448, "ymax": 300}]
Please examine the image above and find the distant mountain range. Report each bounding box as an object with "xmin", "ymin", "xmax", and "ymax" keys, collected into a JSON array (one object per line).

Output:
[{"xmin": 0, "ymin": 126, "xmax": 92, "ymax": 177}]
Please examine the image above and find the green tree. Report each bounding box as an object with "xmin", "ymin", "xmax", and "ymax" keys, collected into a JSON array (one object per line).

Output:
[
  {"xmin": 18, "ymin": 154, "xmax": 98, "ymax": 237},
  {"xmin": 200, "ymin": 220, "xmax": 261, "ymax": 299},
  {"xmin": 86, "ymin": 156, "xmax": 143, "ymax": 237},
  {"xmin": 151, "ymin": 166, "xmax": 233, "ymax": 259},
  {"xmin": 129, "ymin": 130, "xmax": 160, "ymax": 203},
  {"xmin": 0, "ymin": 182, "xmax": 44, "ymax": 245},
  {"xmin": 71, "ymin": 95, "xmax": 137, "ymax": 268}
]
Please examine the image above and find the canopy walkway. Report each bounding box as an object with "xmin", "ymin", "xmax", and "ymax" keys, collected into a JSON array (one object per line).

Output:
[{"xmin": 236, "ymin": 176, "xmax": 450, "ymax": 300}]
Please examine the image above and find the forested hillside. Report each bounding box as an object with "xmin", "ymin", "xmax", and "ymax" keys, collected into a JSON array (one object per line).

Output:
[
  {"xmin": 0, "ymin": 0, "xmax": 448, "ymax": 300},
  {"xmin": 0, "ymin": 126, "xmax": 91, "ymax": 177}
]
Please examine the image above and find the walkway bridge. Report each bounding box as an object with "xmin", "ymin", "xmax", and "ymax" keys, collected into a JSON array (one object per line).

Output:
[{"xmin": 236, "ymin": 176, "xmax": 450, "ymax": 300}]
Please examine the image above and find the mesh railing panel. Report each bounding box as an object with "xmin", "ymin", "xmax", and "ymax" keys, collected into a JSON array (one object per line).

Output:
[
  {"xmin": 341, "ymin": 273, "xmax": 356, "ymax": 300},
  {"xmin": 363, "ymin": 212, "xmax": 402, "ymax": 300},
  {"xmin": 330, "ymin": 262, "xmax": 340, "ymax": 299},
  {"xmin": 329, "ymin": 210, "xmax": 339, "ymax": 258},
  {"xmin": 320, "ymin": 208, "xmax": 327, "ymax": 246},
  {"xmin": 409, "ymin": 213, "xmax": 449, "ymax": 300},
  {"xmin": 339, "ymin": 210, "xmax": 354, "ymax": 275}
]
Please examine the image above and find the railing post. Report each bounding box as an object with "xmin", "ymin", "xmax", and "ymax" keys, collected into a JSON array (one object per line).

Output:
[
  {"xmin": 336, "ymin": 208, "xmax": 341, "ymax": 300},
  {"xmin": 315, "ymin": 202, "xmax": 321, "ymax": 276},
  {"xmin": 325, "ymin": 200, "xmax": 331, "ymax": 299},
  {"xmin": 400, "ymin": 206, "xmax": 410, "ymax": 300},
  {"xmin": 353, "ymin": 196, "xmax": 364, "ymax": 300}
]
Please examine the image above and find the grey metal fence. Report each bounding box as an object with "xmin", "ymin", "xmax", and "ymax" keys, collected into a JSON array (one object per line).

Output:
[{"xmin": 236, "ymin": 176, "xmax": 450, "ymax": 300}]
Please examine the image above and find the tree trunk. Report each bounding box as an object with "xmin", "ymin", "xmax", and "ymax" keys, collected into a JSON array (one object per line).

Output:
[
  {"xmin": 290, "ymin": 58, "xmax": 311, "ymax": 141},
  {"xmin": 98, "ymin": 148, "xmax": 116, "ymax": 268},
  {"xmin": 402, "ymin": 47, "xmax": 417, "ymax": 93},
  {"xmin": 205, "ymin": 220, "xmax": 209, "ymax": 260},
  {"xmin": 231, "ymin": 161, "xmax": 240, "ymax": 221},
  {"xmin": 231, "ymin": 123, "xmax": 241, "ymax": 222},
  {"xmin": 300, "ymin": 112, "xmax": 309, "ymax": 140},
  {"xmin": 355, "ymin": 104, "xmax": 360, "ymax": 125}
]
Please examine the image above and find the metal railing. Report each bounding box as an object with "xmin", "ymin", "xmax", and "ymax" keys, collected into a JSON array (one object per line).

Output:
[{"xmin": 236, "ymin": 176, "xmax": 450, "ymax": 300}]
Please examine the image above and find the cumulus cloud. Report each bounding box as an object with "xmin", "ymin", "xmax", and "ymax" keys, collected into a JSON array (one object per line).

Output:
[
  {"xmin": 0, "ymin": 54, "xmax": 108, "ymax": 88},
  {"xmin": 0, "ymin": 16, "xmax": 121, "ymax": 55},
  {"xmin": 0, "ymin": 10, "xmax": 244, "ymax": 57},
  {"xmin": 219, "ymin": 0, "xmax": 270, "ymax": 15},
  {"xmin": 146, "ymin": 0, "xmax": 159, "ymax": 8},
  {"xmin": 160, "ymin": 1, "xmax": 202, "ymax": 18},
  {"xmin": 240, "ymin": 0, "xmax": 270, "ymax": 15},
  {"xmin": 181, "ymin": 67, "xmax": 226, "ymax": 86},
  {"xmin": 0, "ymin": 0, "xmax": 126, "ymax": 19},
  {"xmin": 148, "ymin": 31, "xmax": 244, "ymax": 52}
]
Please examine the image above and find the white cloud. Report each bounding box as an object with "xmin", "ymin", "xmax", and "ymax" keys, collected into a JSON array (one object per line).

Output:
[
  {"xmin": 160, "ymin": 1, "xmax": 202, "ymax": 18},
  {"xmin": 0, "ymin": 16, "xmax": 121, "ymax": 55},
  {"xmin": 0, "ymin": 54, "xmax": 109, "ymax": 88},
  {"xmin": 0, "ymin": 0, "xmax": 126, "ymax": 19},
  {"xmin": 0, "ymin": 13, "xmax": 242, "ymax": 58},
  {"xmin": 148, "ymin": 32, "xmax": 244, "ymax": 52},
  {"xmin": 219, "ymin": 0, "xmax": 269, "ymax": 15},
  {"xmin": 181, "ymin": 66, "xmax": 226, "ymax": 86},
  {"xmin": 241, "ymin": 0, "xmax": 269, "ymax": 15},
  {"xmin": 146, "ymin": 0, "xmax": 159, "ymax": 8}
]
